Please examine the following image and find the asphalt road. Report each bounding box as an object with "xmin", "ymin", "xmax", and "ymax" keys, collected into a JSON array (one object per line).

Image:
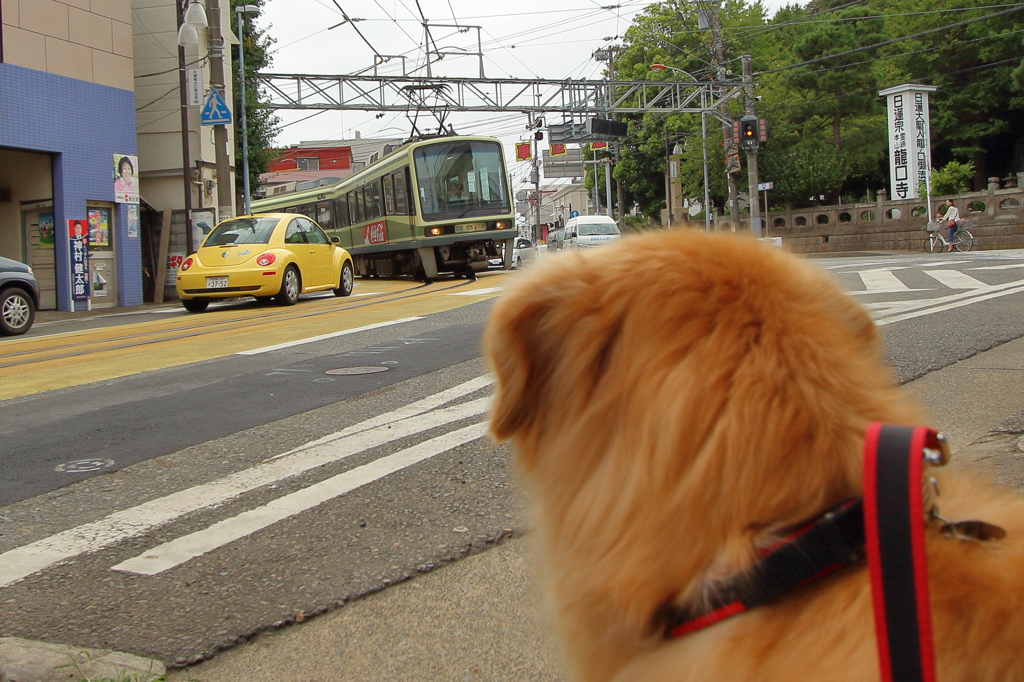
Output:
[{"xmin": 3, "ymin": 248, "xmax": 1024, "ymax": 668}]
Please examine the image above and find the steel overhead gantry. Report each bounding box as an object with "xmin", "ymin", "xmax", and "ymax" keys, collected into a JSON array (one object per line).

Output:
[{"xmin": 253, "ymin": 73, "xmax": 744, "ymax": 122}]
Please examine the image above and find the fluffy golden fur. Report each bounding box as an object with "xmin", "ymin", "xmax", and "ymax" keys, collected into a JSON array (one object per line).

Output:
[{"xmin": 483, "ymin": 230, "xmax": 1024, "ymax": 682}]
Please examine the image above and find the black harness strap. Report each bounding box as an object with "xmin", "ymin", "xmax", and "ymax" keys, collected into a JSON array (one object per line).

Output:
[{"xmin": 663, "ymin": 499, "xmax": 865, "ymax": 639}]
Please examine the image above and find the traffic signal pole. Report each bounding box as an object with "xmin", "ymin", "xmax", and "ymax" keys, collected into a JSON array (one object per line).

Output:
[{"xmin": 742, "ymin": 54, "xmax": 762, "ymax": 238}]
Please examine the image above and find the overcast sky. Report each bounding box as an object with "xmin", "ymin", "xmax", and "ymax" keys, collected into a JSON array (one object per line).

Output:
[
  {"xmin": 258, "ymin": 0, "xmax": 792, "ymax": 137},
  {"xmin": 255, "ymin": 0, "xmax": 795, "ymax": 191}
]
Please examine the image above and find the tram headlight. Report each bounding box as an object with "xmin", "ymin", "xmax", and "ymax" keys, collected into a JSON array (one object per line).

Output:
[
  {"xmin": 494, "ymin": 221, "xmax": 506, "ymax": 229},
  {"xmin": 427, "ymin": 226, "xmax": 444, "ymax": 236}
]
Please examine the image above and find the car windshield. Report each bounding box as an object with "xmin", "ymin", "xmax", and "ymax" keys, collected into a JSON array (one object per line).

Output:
[
  {"xmin": 204, "ymin": 217, "xmax": 279, "ymax": 246},
  {"xmin": 578, "ymin": 223, "xmax": 619, "ymax": 236},
  {"xmin": 413, "ymin": 141, "xmax": 511, "ymax": 220}
]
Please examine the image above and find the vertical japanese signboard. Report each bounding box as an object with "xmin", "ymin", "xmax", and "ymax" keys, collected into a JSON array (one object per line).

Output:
[
  {"xmin": 880, "ymin": 84, "xmax": 936, "ymax": 201},
  {"xmin": 68, "ymin": 219, "xmax": 90, "ymax": 301}
]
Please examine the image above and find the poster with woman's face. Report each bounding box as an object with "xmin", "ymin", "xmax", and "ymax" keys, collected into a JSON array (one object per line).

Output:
[{"xmin": 114, "ymin": 154, "xmax": 139, "ymax": 204}]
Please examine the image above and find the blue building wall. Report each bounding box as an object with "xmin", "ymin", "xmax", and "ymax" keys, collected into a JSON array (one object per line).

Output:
[{"xmin": 0, "ymin": 63, "xmax": 140, "ymax": 310}]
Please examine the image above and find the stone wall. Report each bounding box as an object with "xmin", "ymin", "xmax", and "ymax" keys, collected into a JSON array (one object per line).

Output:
[{"xmin": 675, "ymin": 174, "xmax": 1024, "ymax": 253}]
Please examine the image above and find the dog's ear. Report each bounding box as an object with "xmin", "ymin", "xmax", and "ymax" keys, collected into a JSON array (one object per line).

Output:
[{"xmin": 482, "ymin": 281, "xmax": 557, "ymax": 443}]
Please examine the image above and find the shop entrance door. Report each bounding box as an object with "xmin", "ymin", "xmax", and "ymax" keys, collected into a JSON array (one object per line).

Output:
[
  {"xmin": 86, "ymin": 203, "xmax": 117, "ymax": 308},
  {"xmin": 22, "ymin": 201, "xmax": 56, "ymax": 309}
]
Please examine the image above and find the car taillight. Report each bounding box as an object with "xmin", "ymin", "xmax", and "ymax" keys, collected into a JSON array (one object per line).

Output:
[
  {"xmin": 180, "ymin": 257, "xmax": 193, "ymax": 271},
  {"xmin": 256, "ymin": 253, "xmax": 277, "ymax": 267}
]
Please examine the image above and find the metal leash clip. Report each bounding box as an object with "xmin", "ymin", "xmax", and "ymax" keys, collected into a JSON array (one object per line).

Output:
[{"xmin": 923, "ymin": 432, "xmax": 1006, "ymax": 543}]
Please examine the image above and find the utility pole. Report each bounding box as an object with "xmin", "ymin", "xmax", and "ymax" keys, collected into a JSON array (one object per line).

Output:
[
  {"xmin": 176, "ymin": 0, "xmax": 194, "ymax": 252},
  {"xmin": 741, "ymin": 54, "xmax": 762, "ymax": 238},
  {"xmin": 709, "ymin": 0, "xmax": 738, "ymax": 227},
  {"xmin": 206, "ymin": 0, "xmax": 234, "ymax": 224},
  {"xmin": 604, "ymin": 159, "xmax": 613, "ymax": 219},
  {"xmin": 609, "ymin": 50, "xmax": 625, "ymax": 228},
  {"xmin": 532, "ymin": 131, "xmax": 541, "ymax": 244}
]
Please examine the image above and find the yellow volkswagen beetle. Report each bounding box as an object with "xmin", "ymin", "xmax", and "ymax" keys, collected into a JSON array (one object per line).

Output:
[{"xmin": 176, "ymin": 213, "xmax": 355, "ymax": 313}]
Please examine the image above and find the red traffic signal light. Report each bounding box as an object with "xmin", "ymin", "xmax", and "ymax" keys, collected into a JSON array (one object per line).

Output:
[{"xmin": 535, "ymin": 131, "xmax": 544, "ymax": 141}]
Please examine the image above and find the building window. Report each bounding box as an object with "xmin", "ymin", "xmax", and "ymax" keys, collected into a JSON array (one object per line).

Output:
[{"xmin": 296, "ymin": 157, "xmax": 320, "ymax": 171}]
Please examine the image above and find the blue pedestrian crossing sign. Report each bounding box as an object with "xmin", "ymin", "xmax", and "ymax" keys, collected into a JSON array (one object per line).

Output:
[{"xmin": 201, "ymin": 89, "xmax": 232, "ymax": 126}]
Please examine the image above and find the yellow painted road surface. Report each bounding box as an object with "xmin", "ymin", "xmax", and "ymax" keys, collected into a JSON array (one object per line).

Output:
[{"xmin": 0, "ymin": 273, "xmax": 513, "ymax": 402}]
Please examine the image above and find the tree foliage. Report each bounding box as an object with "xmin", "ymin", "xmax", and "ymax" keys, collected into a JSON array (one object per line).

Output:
[
  {"xmin": 230, "ymin": 0, "xmax": 281, "ymax": 210},
  {"xmin": 609, "ymin": 0, "xmax": 1024, "ymax": 217},
  {"xmin": 930, "ymin": 160, "xmax": 975, "ymax": 195}
]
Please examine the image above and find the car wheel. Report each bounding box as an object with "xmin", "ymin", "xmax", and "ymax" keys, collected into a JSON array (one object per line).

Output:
[
  {"xmin": 275, "ymin": 266, "xmax": 300, "ymax": 306},
  {"xmin": 182, "ymin": 298, "xmax": 209, "ymax": 313},
  {"xmin": 333, "ymin": 260, "xmax": 355, "ymax": 297},
  {"xmin": 0, "ymin": 287, "xmax": 36, "ymax": 336}
]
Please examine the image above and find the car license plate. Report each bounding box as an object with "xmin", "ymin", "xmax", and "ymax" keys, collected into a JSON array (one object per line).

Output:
[
  {"xmin": 454, "ymin": 223, "xmax": 484, "ymax": 233},
  {"xmin": 206, "ymin": 276, "xmax": 228, "ymax": 288}
]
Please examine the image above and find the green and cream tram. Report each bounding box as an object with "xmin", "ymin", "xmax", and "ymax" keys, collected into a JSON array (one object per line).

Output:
[{"xmin": 251, "ymin": 136, "xmax": 516, "ymax": 279}]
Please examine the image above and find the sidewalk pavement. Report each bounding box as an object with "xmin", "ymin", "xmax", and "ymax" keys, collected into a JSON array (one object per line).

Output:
[
  {"xmin": 6, "ymin": 336, "xmax": 1024, "ymax": 682},
  {"xmin": 33, "ymin": 302, "xmax": 180, "ymax": 325}
]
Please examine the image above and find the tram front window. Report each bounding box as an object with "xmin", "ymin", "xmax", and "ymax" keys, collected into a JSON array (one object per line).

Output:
[{"xmin": 413, "ymin": 141, "xmax": 511, "ymax": 220}]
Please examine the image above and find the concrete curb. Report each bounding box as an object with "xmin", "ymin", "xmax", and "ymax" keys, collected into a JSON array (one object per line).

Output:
[{"xmin": 0, "ymin": 637, "xmax": 165, "ymax": 682}]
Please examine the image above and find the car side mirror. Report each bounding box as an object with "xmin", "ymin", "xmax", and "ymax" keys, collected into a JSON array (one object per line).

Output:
[{"xmin": 330, "ymin": 236, "xmax": 341, "ymax": 244}]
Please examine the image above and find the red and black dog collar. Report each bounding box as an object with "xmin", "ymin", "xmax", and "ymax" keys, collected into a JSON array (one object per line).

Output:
[{"xmin": 661, "ymin": 424, "xmax": 942, "ymax": 682}]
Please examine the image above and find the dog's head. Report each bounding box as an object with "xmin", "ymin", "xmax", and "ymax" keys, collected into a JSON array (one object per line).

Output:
[{"xmin": 483, "ymin": 230, "xmax": 920, "ymax": 631}]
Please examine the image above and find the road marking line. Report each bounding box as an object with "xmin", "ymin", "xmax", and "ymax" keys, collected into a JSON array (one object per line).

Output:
[
  {"xmin": 875, "ymin": 282, "xmax": 1024, "ymax": 326},
  {"xmin": 111, "ymin": 423, "xmax": 488, "ymax": 576},
  {"xmin": 269, "ymin": 374, "xmax": 494, "ymax": 459},
  {"xmin": 923, "ymin": 270, "xmax": 989, "ymax": 289},
  {"xmin": 447, "ymin": 287, "xmax": 503, "ymax": 296},
  {"xmin": 969, "ymin": 262, "xmax": 1024, "ymax": 270},
  {"xmin": 235, "ymin": 317, "xmax": 424, "ymax": 355},
  {"xmin": 859, "ymin": 270, "xmax": 910, "ymax": 292},
  {"xmin": 0, "ymin": 397, "xmax": 490, "ymax": 589}
]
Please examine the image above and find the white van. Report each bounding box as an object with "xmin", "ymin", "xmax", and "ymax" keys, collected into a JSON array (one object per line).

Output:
[{"xmin": 564, "ymin": 215, "xmax": 621, "ymax": 250}]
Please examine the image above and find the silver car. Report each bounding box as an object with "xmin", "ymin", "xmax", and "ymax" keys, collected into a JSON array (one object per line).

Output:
[
  {"xmin": 0, "ymin": 256, "xmax": 40, "ymax": 336},
  {"xmin": 489, "ymin": 237, "xmax": 538, "ymax": 269}
]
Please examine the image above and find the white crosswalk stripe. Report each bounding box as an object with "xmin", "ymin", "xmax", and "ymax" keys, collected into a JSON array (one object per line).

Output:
[
  {"xmin": 0, "ymin": 390, "xmax": 492, "ymax": 588},
  {"xmin": 923, "ymin": 270, "xmax": 989, "ymax": 289},
  {"xmin": 112, "ymin": 423, "xmax": 488, "ymax": 576},
  {"xmin": 858, "ymin": 270, "xmax": 910, "ymax": 292}
]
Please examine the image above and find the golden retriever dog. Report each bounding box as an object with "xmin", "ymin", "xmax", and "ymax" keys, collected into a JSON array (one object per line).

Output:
[{"xmin": 482, "ymin": 230, "xmax": 1024, "ymax": 682}]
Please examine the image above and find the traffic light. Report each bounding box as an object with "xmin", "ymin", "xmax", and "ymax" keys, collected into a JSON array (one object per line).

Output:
[
  {"xmin": 535, "ymin": 131, "xmax": 544, "ymax": 141},
  {"xmin": 740, "ymin": 116, "xmax": 759, "ymax": 151}
]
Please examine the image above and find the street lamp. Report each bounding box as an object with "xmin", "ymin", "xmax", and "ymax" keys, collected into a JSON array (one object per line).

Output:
[
  {"xmin": 651, "ymin": 64, "xmax": 712, "ymax": 231},
  {"xmin": 236, "ymin": 5, "xmax": 260, "ymax": 215}
]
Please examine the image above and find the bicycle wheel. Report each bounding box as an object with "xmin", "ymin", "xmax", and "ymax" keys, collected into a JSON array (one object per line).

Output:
[
  {"xmin": 926, "ymin": 234, "xmax": 944, "ymax": 254},
  {"xmin": 954, "ymin": 230, "xmax": 974, "ymax": 252}
]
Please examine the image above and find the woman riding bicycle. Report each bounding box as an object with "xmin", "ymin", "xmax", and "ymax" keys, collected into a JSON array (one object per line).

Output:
[{"xmin": 938, "ymin": 199, "xmax": 960, "ymax": 252}]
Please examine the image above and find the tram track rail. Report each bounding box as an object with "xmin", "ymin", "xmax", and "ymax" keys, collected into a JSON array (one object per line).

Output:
[{"xmin": 0, "ymin": 279, "xmax": 477, "ymax": 370}]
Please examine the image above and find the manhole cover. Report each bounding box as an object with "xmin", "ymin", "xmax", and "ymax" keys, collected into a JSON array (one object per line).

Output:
[
  {"xmin": 55, "ymin": 458, "xmax": 115, "ymax": 473},
  {"xmin": 325, "ymin": 366, "xmax": 390, "ymax": 376}
]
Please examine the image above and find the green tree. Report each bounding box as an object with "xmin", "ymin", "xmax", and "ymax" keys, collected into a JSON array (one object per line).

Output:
[
  {"xmin": 929, "ymin": 160, "xmax": 975, "ymax": 194},
  {"xmin": 760, "ymin": 138, "xmax": 846, "ymax": 206},
  {"xmin": 880, "ymin": 0, "xmax": 1024, "ymax": 189},
  {"xmin": 230, "ymin": 0, "xmax": 280, "ymax": 211}
]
